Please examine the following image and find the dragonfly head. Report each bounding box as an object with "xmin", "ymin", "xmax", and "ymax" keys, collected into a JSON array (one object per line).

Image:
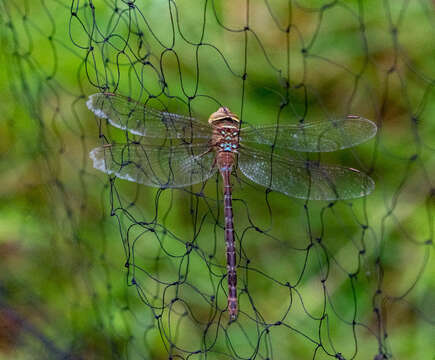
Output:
[{"xmin": 208, "ymin": 107, "xmax": 240, "ymax": 124}]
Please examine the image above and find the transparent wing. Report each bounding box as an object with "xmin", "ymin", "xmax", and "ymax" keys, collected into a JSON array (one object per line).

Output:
[
  {"xmin": 90, "ymin": 143, "xmax": 217, "ymax": 188},
  {"xmin": 238, "ymin": 147, "xmax": 374, "ymax": 200},
  {"xmin": 87, "ymin": 93, "xmax": 211, "ymax": 140},
  {"xmin": 240, "ymin": 116, "xmax": 377, "ymax": 152}
]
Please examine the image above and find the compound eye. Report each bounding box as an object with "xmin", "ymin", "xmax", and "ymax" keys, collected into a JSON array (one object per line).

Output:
[
  {"xmin": 220, "ymin": 143, "xmax": 224, "ymax": 148},
  {"xmin": 233, "ymin": 132, "xmax": 238, "ymax": 136},
  {"xmin": 221, "ymin": 130, "xmax": 225, "ymax": 135}
]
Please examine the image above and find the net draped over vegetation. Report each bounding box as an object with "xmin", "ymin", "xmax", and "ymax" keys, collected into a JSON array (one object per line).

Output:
[{"xmin": 0, "ymin": 0, "xmax": 434, "ymax": 359}]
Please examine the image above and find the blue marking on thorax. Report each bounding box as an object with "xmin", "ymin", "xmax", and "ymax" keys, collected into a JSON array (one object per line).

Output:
[{"xmin": 220, "ymin": 142, "xmax": 236, "ymax": 152}]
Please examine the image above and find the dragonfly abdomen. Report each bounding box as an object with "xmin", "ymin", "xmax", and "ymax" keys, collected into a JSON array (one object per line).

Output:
[{"xmin": 221, "ymin": 167, "xmax": 238, "ymax": 320}]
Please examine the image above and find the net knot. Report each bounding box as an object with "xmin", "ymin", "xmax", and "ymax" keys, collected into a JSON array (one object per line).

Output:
[{"xmin": 185, "ymin": 242, "xmax": 193, "ymax": 253}]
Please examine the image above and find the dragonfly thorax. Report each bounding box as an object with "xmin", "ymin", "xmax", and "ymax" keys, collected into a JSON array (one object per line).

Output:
[{"xmin": 212, "ymin": 120, "xmax": 240, "ymax": 153}]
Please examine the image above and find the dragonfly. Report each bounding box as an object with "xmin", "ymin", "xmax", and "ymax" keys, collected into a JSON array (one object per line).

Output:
[{"xmin": 87, "ymin": 92, "xmax": 377, "ymax": 321}]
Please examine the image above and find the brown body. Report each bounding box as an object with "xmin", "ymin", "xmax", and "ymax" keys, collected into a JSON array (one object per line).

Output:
[{"xmin": 209, "ymin": 109, "xmax": 240, "ymax": 321}]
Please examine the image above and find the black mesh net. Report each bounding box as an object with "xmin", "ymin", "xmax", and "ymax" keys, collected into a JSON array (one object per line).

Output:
[{"xmin": 1, "ymin": 0, "xmax": 434, "ymax": 359}]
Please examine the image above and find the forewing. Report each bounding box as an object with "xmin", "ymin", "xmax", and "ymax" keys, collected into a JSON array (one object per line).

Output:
[
  {"xmin": 87, "ymin": 93, "xmax": 211, "ymax": 140},
  {"xmin": 90, "ymin": 143, "xmax": 217, "ymax": 188},
  {"xmin": 238, "ymin": 147, "xmax": 374, "ymax": 200},
  {"xmin": 240, "ymin": 117, "xmax": 377, "ymax": 152}
]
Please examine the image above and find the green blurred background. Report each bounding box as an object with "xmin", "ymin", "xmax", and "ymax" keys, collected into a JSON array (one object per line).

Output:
[{"xmin": 0, "ymin": 0, "xmax": 434, "ymax": 359}]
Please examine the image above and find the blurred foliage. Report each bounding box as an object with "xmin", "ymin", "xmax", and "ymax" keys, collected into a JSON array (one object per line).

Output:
[{"xmin": 0, "ymin": 0, "xmax": 434, "ymax": 359}]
